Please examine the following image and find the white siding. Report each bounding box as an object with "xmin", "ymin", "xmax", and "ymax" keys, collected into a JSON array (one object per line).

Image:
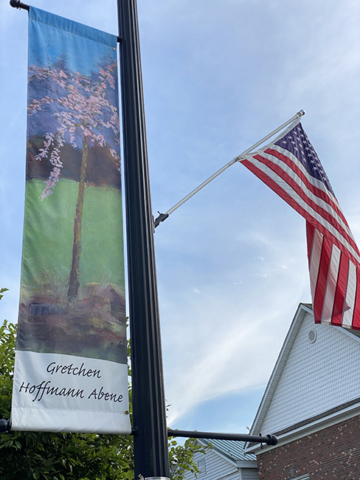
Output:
[
  {"xmin": 260, "ymin": 313, "xmax": 360, "ymax": 434},
  {"xmin": 184, "ymin": 449, "xmax": 238, "ymax": 480},
  {"xmin": 241, "ymin": 470, "xmax": 259, "ymax": 480},
  {"xmin": 219, "ymin": 471, "xmax": 241, "ymax": 480}
]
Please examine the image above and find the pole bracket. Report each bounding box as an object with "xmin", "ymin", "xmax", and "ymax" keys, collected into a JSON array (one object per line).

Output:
[
  {"xmin": 167, "ymin": 428, "xmax": 278, "ymax": 446},
  {"xmin": 154, "ymin": 212, "xmax": 169, "ymax": 229},
  {"xmin": 0, "ymin": 419, "xmax": 11, "ymax": 433}
]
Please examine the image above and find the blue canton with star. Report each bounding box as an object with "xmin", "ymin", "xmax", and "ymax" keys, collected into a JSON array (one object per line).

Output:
[{"xmin": 274, "ymin": 123, "xmax": 335, "ymax": 197}]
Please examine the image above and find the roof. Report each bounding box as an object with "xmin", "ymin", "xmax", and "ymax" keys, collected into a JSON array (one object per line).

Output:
[{"xmin": 199, "ymin": 438, "xmax": 256, "ymax": 462}]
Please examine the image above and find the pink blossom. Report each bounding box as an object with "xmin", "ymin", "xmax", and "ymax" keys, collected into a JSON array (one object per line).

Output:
[{"xmin": 29, "ymin": 62, "xmax": 121, "ymax": 199}]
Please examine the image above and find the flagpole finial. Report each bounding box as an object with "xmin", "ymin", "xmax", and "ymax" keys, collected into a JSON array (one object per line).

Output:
[{"xmin": 297, "ymin": 110, "xmax": 306, "ymax": 117}]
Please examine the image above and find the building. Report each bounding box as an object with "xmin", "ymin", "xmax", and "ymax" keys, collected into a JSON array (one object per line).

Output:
[
  {"xmin": 245, "ymin": 303, "xmax": 360, "ymax": 479},
  {"xmin": 185, "ymin": 438, "xmax": 259, "ymax": 480}
]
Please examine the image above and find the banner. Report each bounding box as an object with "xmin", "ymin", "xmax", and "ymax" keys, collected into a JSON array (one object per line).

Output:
[{"xmin": 11, "ymin": 7, "xmax": 131, "ymax": 434}]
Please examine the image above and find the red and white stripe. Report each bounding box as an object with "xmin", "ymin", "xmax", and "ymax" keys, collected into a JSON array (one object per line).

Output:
[{"xmin": 240, "ymin": 127, "xmax": 360, "ymax": 330}]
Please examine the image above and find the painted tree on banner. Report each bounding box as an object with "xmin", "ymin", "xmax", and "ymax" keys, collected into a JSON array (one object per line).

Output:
[{"xmin": 28, "ymin": 55, "xmax": 120, "ymax": 300}]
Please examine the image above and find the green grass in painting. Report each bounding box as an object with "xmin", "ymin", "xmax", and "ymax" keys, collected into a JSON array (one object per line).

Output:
[
  {"xmin": 81, "ymin": 183, "xmax": 125, "ymax": 289},
  {"xmin": 21, "ymin": 178, "xmax": 125, "ymax": 294}
]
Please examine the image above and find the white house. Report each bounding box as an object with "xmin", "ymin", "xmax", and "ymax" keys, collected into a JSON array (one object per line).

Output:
[
  {"xmin": 245, "ymin": 303, "xmax": 360, "ymax": 479},
  {"xmin": 184, "ymin": 438, "xmax": 259, "ymax": 480}
]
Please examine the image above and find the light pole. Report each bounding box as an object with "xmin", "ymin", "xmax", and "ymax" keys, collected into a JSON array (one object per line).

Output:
[{"xmin": 117, "ymin": 1, "xmax": 170, "ymax": 478}]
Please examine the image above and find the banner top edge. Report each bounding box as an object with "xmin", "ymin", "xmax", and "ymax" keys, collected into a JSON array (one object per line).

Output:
[{"xmin": 29, "ymin": 6, "xmax": 117, "ymax": 48}]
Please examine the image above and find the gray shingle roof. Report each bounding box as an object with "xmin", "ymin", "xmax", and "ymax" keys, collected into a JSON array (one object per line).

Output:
[{"xmin": 200, "ymin": 438, "xmax": 256, "ymax": 462}]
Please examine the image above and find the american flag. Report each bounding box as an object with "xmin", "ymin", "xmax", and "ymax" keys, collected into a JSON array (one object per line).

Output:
[{"xmin": 240, "ymin": 120, "xmax": 360, "ymax": 330}]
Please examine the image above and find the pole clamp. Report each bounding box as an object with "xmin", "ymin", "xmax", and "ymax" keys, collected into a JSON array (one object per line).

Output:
[{"xmin": 0, "ymin": 419, "xmax": 11, "ymax": 433}]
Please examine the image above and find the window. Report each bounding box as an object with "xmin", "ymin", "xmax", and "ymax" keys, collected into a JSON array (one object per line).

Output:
[{"xmin": 197, "ymin": 459, "xmax": 206, "ymax": 475}]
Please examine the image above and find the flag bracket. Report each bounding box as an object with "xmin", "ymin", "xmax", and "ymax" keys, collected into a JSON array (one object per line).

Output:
[
  {"xmin": 154, "ymin": 212, "xmax": 169, "ymax": 228},
  {"xmin": 9, "ymin": 1, "xmax": 123, "ymax": 42}
]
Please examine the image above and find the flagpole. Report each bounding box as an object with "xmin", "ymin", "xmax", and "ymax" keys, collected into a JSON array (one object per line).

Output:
[
  {"xmin": 154, "ymin": 110, "xmax": 305, "ymax": 228},
  {"xmin": 117, "ymin": 1, "xmax": 170, "ymax": 479}
]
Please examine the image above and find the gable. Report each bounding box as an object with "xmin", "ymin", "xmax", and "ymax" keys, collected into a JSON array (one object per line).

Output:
[
  {"xmin": 251, "ymin": 304, "xmax": 360, "ymax": 440},
  {"xmin": 184, "ymin": 448, "xmax": 238, "ymax": 480},
  {"xmin": 184, "ymin": 439, "xmax": 258, "ymax": 480}
]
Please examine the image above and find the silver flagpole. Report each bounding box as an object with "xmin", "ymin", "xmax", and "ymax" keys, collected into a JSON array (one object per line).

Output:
[{"xmin": 154, "ymin": 110, "xmax": 305, "ymax": 228}]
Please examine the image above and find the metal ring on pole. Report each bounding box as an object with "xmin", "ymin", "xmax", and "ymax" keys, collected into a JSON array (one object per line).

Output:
[
  {"xmin": 145, "ymin": 477, "xmax": 170, "ymax": 480},
  {"xmin": 0, "ymin": 419, "xmax": 11, "ymax": 433}
]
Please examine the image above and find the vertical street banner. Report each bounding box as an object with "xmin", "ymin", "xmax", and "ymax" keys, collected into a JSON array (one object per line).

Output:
[{"xmin": 11, "ymin": 7, "xmax": 131, "ymax": 434}]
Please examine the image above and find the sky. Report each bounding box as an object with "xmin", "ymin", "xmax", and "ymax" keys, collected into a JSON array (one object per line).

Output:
[{"xmin": 1, "ymin": 0, "xmax": 360, "ymax": 436}]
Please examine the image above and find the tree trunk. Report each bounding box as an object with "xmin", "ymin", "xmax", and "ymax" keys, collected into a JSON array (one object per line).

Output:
[{"xmin": 67, "ymin": 137, "xmax": 88, "ymax": 300}]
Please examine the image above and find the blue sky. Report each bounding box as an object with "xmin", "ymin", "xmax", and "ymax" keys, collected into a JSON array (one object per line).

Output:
[{"xmin": 1, "ymin": 0, "xmax": 360, "ymax": 435}]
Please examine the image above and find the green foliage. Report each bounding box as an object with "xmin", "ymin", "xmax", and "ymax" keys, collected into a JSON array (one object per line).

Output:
[
  {"xmin": 0, "ymin": 288, "xmax": 9, "ymax": 301},
  {"xmin": 0, "ymin": 430, "xmax": 134, "ymax": 480},
  {"xmin": 0, "ymin": 291, "xmax": 205, "ymax": 480},
  {"xmin": 169, "ymin": 438, "xmax": 206, "ymax": 480},
  {"xmin": 0, "ymin": 318, "xmax": 16, "ymax": 420}
]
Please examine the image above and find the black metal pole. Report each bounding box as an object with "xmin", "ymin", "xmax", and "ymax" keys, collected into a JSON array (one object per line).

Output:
[{"xmin": 117, "ymin": 1, "xmax": 170, "ymax": 479}]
